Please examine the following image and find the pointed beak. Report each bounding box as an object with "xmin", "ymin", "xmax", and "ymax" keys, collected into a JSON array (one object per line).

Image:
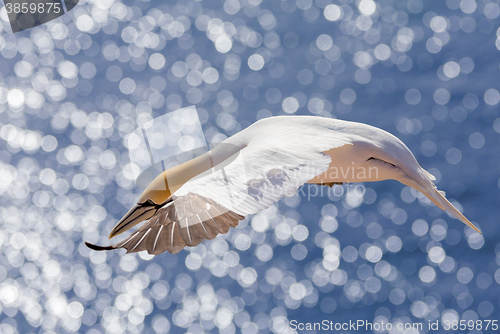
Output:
[{"xmin": 109, "ymin": 201, "xmax": 157, "ymax": 239}]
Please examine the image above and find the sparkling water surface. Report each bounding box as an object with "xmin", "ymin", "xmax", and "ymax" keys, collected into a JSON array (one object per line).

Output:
[{"xmin": 1, "ymin": 0, "xmax": 500, "ymax": 333}]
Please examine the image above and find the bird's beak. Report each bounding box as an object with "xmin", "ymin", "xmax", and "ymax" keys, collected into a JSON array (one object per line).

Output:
[{"xmin": 109, "ymin": 200, "xmax": 158, "ymax": 239}]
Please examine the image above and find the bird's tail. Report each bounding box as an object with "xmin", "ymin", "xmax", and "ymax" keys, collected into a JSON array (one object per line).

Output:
[
  {"xmin": 398, "ymin": 168, "xmax": 481, "ymax": 233},
  {"xmin": 423, "ymin": 187, "xmax": 480, "ymax": 233}
]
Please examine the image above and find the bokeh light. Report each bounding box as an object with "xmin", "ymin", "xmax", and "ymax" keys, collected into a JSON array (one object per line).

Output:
[{"xmin": 0, "ymin": 0, "xmax": 498, "ymax": 333}]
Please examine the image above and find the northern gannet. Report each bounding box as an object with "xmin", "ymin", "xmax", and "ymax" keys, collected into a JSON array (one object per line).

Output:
[{"xmin": 86, "ymin": 115, "xmax": 480, "ymax": 255}]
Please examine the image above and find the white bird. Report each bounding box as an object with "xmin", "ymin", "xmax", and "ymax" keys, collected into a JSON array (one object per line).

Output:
[{"xmin": 86, "ymin": 115, "xmax": 480, "ymax": 255}]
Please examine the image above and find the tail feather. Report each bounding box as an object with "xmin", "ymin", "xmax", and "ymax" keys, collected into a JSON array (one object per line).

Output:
[
  {"xmin": 397, "ymin": 170, "xmax": 480, "ymax": 233},
  {"xmin": 429, "ymin": 189, "xmax": 480, "ymax": 233},
  {"xmin": 422, "ymin": 168, "xmax": 436, "ymax": 181}
]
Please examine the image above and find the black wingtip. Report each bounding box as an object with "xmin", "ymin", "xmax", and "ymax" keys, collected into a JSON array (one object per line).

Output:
[{"xmin": 85, "ymin": 241, "xmax": 114, "ymax": 251}]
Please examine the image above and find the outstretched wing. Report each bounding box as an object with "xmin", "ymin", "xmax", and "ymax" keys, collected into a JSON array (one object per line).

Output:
[
  {"xmin": 86, "ymin": 193, "xmax": 244, "ymax": 254},
  {"xmin": 87, "ymin": 135, "xmax": 350, "ymax": 255}
]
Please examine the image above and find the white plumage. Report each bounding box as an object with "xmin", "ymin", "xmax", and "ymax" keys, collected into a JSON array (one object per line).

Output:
[{"xmin": 86, "ymin": 115, "xmax": 480, "ymax": 255}]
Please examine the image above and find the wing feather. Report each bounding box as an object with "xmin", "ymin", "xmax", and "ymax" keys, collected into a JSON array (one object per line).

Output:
[{"xmin": 86, "ymin": 135, "xmax": 348, "ymax": 255}]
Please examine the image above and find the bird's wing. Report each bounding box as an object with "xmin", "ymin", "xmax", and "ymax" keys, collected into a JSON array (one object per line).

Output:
[
  {"xmin": 86, "ymin": 193, "xmax": 244, "ymax": 254},
  {"xmin": 87, "ymin": 135, "xmax": 350, "ymax": 255}
]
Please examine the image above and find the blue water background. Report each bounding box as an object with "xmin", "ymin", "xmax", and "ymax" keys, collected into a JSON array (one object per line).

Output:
[{"xmin": 0, "ymin": 0, "xmax": 499, "ymax": 333}]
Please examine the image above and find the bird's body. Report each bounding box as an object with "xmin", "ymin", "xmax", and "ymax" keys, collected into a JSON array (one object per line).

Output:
[{"xmin": 86, "ymin": 116, "xmax": 480, "ymax": 255}]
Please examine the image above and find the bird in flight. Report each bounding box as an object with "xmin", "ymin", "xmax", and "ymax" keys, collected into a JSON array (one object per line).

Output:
[{"xmin": 86, "ymin": 116, "xmax": 480, "ymax": 255}]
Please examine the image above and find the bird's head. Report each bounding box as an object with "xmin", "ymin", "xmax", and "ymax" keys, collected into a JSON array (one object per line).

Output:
[
  {"xmin": 108, "ymin": 146, "xmax": 242, "ymax": 239},
  {"xmin": 137, "ymin": 149, "xmax": 214, "ymax": 204},
  {"xmin": 108, "ymin": 171, "xmax": 171, "ymax": 239},
  {"xmin": 138, "ymin": 171, "xmax": 171, "ymax": 204},
  {"xmin": 108, "ymin": 155, "xmax": 210, "ymax": 239}
]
